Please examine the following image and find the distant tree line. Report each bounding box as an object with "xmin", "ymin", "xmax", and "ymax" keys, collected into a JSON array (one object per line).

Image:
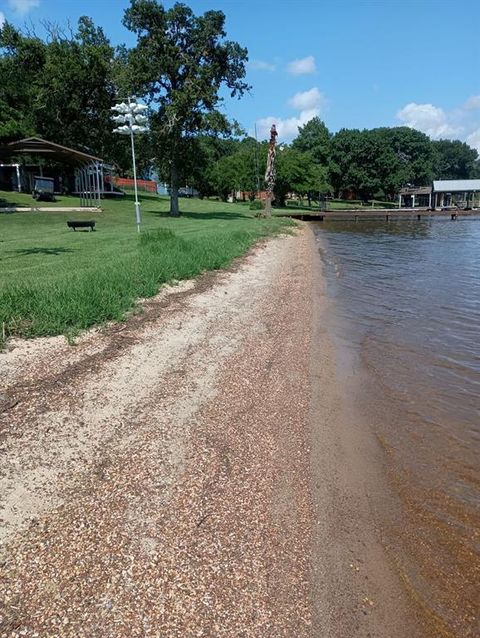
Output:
[
  {"xmin": 181, "ymin": 119, "xmax": 479, "ymax": 205},
  {"xmin": 1, "ymin": 2, "xmax": 478, "ymax": 212}
]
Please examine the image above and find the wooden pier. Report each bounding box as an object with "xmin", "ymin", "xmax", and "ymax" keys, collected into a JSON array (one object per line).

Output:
[{"xmin": 281, "ymin": 208, "xmax": 480, "ymax": 222}]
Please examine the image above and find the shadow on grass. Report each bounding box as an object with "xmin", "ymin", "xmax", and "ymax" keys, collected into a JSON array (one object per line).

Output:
[
  {"xmin": 0, "ymin": 201, "xmax": 16, "ymax": 212},
  {"xmin": 11, "ymin": 247, "xmax": 75, "ymax": 256},
  {"xmin": 149, "ymin": 210, "xmax": 250, "ymax": 221}
]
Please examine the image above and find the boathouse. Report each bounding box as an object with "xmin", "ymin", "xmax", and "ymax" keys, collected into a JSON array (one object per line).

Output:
[
  {"xmin": 431, "ymin": 179, "xmax": 480, "ymax": 209},
  {"xmin": 398, "ymin": 186, "xmax": 432, "ymax": 208}
]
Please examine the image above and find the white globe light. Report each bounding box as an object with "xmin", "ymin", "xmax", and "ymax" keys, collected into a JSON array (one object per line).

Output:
[
  {"xmin": 113, "ymin": 124, "xmax": 131, "ymax": 135},
  {"xmin": 111, "ymin": 102, "xmax": 129, "ymax": 114}
]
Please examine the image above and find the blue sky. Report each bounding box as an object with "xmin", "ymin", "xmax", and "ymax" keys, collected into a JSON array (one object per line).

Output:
[{"xmin": 1, "ymin": 0, "xmax": 480, "ymax": 149}]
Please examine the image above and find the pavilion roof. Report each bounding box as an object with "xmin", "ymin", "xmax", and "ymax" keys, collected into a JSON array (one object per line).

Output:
[
  {"xmin": 0, "ymin": 137, "xmax": 104, "ymax": 165},
  {"xmin": 433, "ymin": 179, "xmax": 480, "ymax": 192}
]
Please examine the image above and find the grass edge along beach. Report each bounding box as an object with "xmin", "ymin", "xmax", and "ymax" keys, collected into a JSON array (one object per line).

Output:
[{"xmin": 0, "ymin": 191, "xmax": 294, "ymax": 344}]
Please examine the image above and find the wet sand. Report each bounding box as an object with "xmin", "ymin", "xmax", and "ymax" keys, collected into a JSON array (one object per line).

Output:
[{"xmin": 1, "ymin": 227, "xmax": 424, "ymax": 637}]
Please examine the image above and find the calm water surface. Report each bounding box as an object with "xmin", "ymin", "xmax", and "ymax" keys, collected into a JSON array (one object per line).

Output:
[{"xmin": 314, "ymin": 218, "xmax": 480, "ymax": 637}]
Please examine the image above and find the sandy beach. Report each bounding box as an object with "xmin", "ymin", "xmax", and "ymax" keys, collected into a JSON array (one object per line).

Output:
[{"xmin": 1, "ymin": 227, "xmax": 426, "ymax": 637}]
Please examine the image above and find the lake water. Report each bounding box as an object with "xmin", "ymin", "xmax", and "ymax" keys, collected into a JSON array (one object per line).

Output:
[{"xmin": 314, "ymin": 218, "xmax": 480, "ymax": 637}]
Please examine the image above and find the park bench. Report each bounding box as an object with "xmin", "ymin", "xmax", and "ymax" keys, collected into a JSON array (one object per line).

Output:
[{"xmin": 67, "ymin": 220, "xmax": 96, "ymax": 231}]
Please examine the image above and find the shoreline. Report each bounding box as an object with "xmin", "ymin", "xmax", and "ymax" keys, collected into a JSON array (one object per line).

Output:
[{"xmin": 1, "ymin": 228, "xmax": 423, "ymax": 636}]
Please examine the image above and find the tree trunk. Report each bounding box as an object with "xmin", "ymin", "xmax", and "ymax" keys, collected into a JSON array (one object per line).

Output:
[
  {"xmin": 170, "ymin": 137, "xmax": 180, "ymax": 217},
  {"xmin": 263, "ymin": 196, "xmax": 272, "ymax": 217}
]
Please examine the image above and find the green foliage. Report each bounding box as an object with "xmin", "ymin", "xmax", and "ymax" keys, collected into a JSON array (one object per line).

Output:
[
  {"xmin": 209, "ymin": 139, "xmax": 260, "ymax": 200},
  {"xmin": 0, "ymin": 17, "xmax": 145, "ymax": 173},
  {"xmin": 328, "ymin": 127, "xmax": 436, "ymax": 199},
  {"xmin": 275, "ymin": 147, "xmax": 330, "ymax": 206},
  {"xmin": 292, "ymin": 117, "xmax": 331, "ymax": 164},
  {"xmin": 122, "ymin": 0, "xmax": 250, "ymax": 216},
  {"xmin": 249, "ymin": 200, "xmax": 263, "ymax": 210},
  {"xmin": 0, "ymin": 191, "xmax": 292, "ymax": 343},
  {"xmin": 432, "ymin": 139, "xmax": 480, "ymax": 179}
]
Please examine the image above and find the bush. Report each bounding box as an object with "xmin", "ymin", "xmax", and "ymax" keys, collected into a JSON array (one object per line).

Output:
[{"xmin": 249, "ymin": 200, "xmax": 263, "ymax": 211}]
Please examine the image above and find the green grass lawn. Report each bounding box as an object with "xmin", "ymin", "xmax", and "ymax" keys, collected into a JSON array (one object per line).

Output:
[{"xmin": 0, "ymin": 191, "xmax": 293, "ymax": 343}]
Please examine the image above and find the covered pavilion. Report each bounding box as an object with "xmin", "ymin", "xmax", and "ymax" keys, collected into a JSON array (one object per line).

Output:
[
  {"xmin": 0, "ymin": 137, "xmax": 116, "ymax": 207},
  {"xmin": 432, "ymin": 179, "xmax": 480, "ymax": 209}
]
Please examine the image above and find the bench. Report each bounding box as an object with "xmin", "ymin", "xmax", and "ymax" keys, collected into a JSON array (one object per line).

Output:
[{"xmin": 67, "ymin": 220, "xmax": 96, "ymax": 231}]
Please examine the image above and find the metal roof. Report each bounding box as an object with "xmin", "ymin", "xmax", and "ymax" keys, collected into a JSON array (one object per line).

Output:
[
  {"xmin": 433, "ymin": 179, "xmax": 480, "ymax": 192},
  {"xmin": 0, "ymin": 137, "xmax": 104, "ymax": 165}
]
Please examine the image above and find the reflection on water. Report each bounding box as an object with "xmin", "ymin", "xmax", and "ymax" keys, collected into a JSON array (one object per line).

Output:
[{"xmin": 314, "ymin": 218, "xmax": 480, "ymax": 637}]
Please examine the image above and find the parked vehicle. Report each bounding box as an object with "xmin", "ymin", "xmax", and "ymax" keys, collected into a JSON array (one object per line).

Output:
[
  {"xmin": 178, "ymin": 186, "xmax": 199, "ymax": 198},
  {"xmin": 32, "ymin": 176, "xmax": 55, "ymax": 201}
]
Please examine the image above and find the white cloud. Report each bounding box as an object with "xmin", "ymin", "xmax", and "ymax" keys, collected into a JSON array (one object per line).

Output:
[
  {"xmin": 0, "ymin": 11, "xmax": 5, "ymax": 27},
  {"xmin": 256, "ymin": 111, "xmax": 318, "ymax": 141},
  {"xmin": 248, "ymin": 59, "xmax": 276, "ymax": 72},
  {"xmin": 466, "ymin": 128, "xmax": 480, "ymax": 153},
  {"xmin": 7, "ymin": 0, "xmax": 40, "ymax": 15},
  {"xmin": 286, "ymin": 55, "xmax": 316, "ymax": 75},
  {"xmin": 256, "ymin": 86, "xmax": 326, "ymax": 141},
  {"xmin": 288, "ymin": 87, "xmax": 325, "ymax": 111},
  {"xmin": 396, "ymin": 102, "xmax": 462, "ymax": 138},
  {"xmin": 464, "ymin": 95, "xmax": 480, "ymax": 111}
]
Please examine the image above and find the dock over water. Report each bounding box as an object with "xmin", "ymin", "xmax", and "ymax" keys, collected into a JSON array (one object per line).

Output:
[{"xmin": 281, "ymin": 208, "xmax": 480, "ymax": 222}]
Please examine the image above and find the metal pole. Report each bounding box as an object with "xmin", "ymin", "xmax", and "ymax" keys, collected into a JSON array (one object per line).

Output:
[
  {"xmin": 77, "ymin": 169, "xmax": 82, "ymax": 206},
  {"xmin": 80, "ymin": 167, "xmax": 85, "ymax": 207},
  {"xmin": 95, "ymin": 162, "xmax": 101, "ymax": 207},
  {"xmin": 15, "ymin": 164, "xmax": 21, "ymax": 192},
  {"xmin": 84, "ymin": 166, "xmax": 90, "ymax": 208},
  {"xmin": 78, "ymin": 168, "xmax": 83, "ymax": 207},
  {"xmin": 130, "ymin": 128, "xmax": 141, "ymax": 233},
  {"xmin": 86, "ymin": 165, "xmax": 92, "ymax": 208}
]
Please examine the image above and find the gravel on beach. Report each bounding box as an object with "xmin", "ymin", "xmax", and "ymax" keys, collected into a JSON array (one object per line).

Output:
[{"xmin": 0, "ymin": 228, "xmax": 426, "ymax": 638}]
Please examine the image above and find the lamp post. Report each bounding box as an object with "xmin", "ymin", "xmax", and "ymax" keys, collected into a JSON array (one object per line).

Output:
[{"xmin": 111, "ymin": 98, "xmax": 148, "ymax": 233}]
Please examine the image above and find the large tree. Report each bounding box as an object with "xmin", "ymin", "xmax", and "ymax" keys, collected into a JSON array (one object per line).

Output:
[
  {"xmin": 432, "ymin": 139, "xmax": 479, "ymax": 180},
  {"xmin": 0, "ymin": 17, "xmax": 137, "ymax": 171},
  {"xmin": 275, "ymin": 147, "xmax": 325, "ymax": 206},
  {"xmin": 0, "ymin": 22, "xmax": 45, "ymax": 142},
  {"xmin": 209, "ymin": 138, "xmax": 260, "ymax": 201},
  {"xmin": 328, "ymin": 126, "xmax": 435, "ymax": 199},
  {"xmin": 292, "ymin": 117, "xmax": 331, "ymax": 165},
  {"xmin": 123, "ymin": 0, "xmax": 249, "ymax": 216}
]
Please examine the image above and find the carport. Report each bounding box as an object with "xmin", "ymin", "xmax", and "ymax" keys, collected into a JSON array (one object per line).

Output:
[{"xmin": 0, "ymin": 137, "xmax": 108, "ymax": 207}]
